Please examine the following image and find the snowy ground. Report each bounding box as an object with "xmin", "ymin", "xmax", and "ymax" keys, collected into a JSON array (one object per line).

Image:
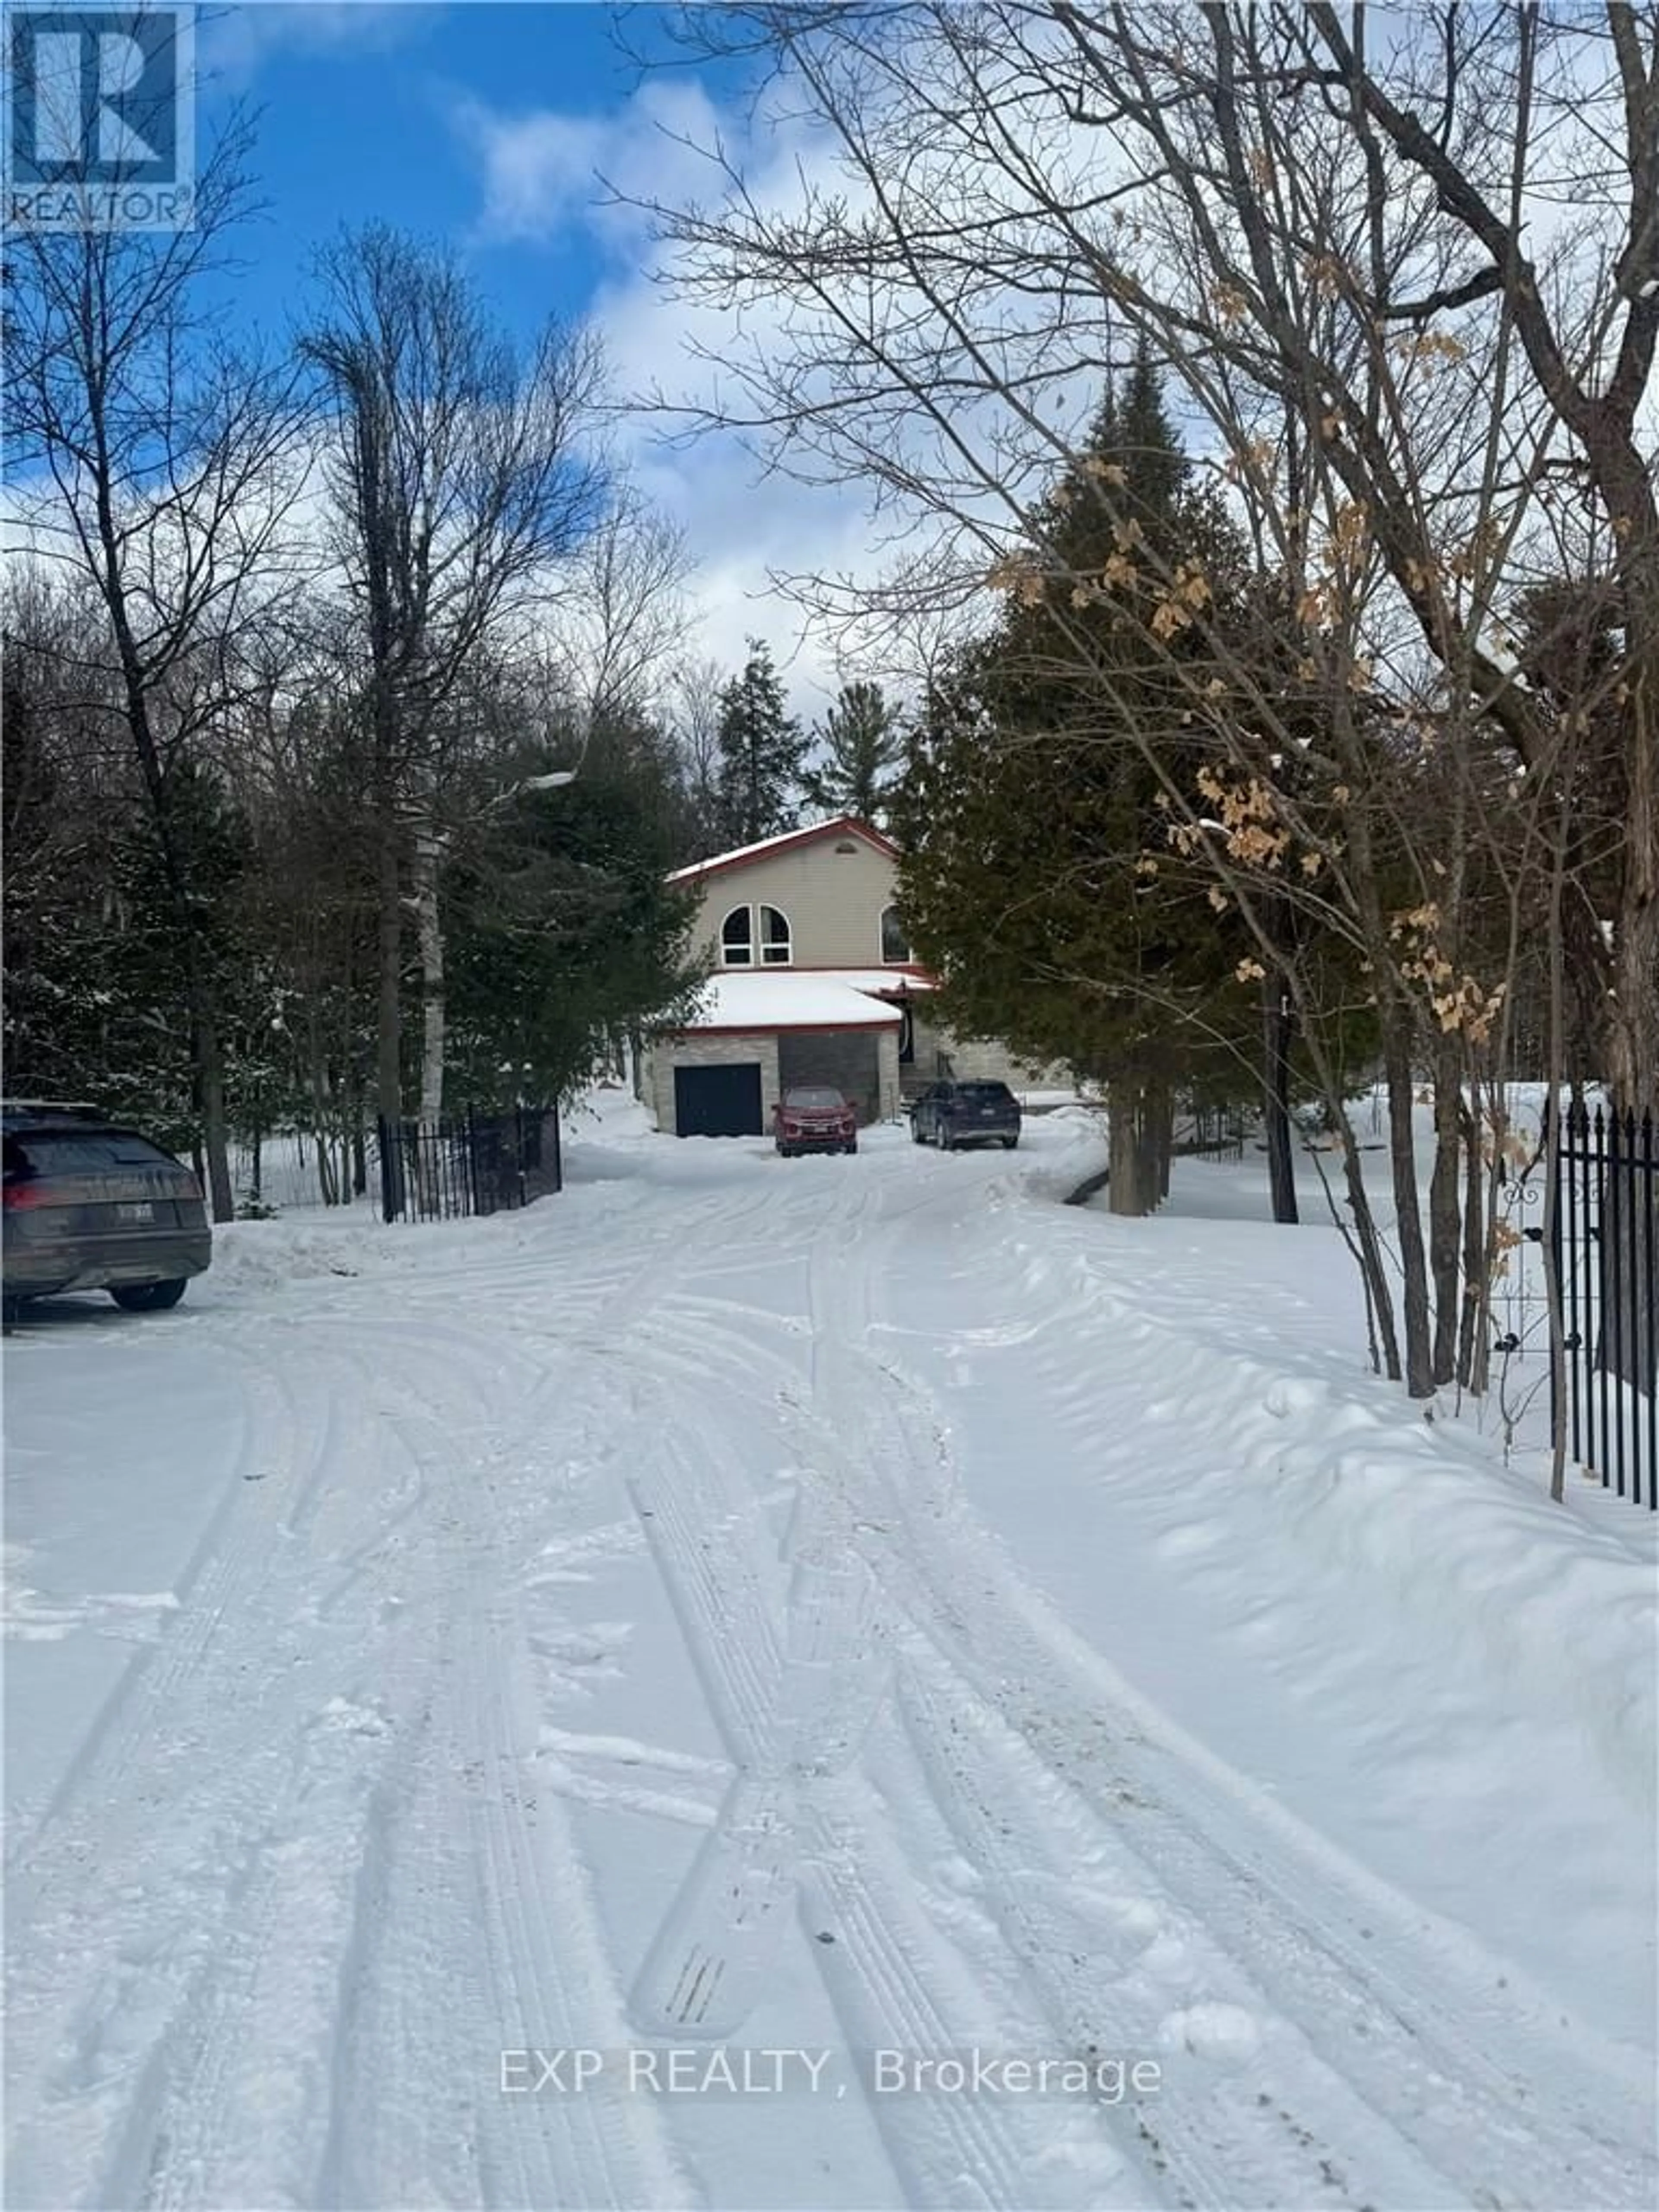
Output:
[{"xmin": 5, "ymin": 1089, "xmax": 1654, "ymax": 2212}]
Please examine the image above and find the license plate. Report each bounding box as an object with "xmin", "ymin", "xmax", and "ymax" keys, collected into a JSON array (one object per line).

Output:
[{"xmin": 116, "ymin": 1201, "xmax": 154, "ymax": 1223}]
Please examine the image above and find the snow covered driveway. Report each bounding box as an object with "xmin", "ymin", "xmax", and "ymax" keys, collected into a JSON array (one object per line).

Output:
[{"xmin": 6, "ymin": 1099, "xmax": 1655, "ymax": 2211}]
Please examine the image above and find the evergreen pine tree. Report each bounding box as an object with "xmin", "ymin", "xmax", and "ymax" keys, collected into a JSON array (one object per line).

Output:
[
  {"xmin": 445, "ymin": 756, "xmax": 702, "ymax": 1109},
  {"xmin": 713, "ymin": 641, "xmax": 807, "ymax": 847},
  {"xmin": 801, "ymin": 680, "xmax": 906, "ymax": 825},
  {"xmin": 897, "ymin": 361, "xmax": 1266, "ymax": 1213}
]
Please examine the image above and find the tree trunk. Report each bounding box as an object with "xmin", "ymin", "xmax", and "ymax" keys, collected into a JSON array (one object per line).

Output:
[
  {"xmin": 413, "ymin": 818, "xmax": 446, "ymax": 1130},
  {"xmin": 1107, "ymin": 1075, "xmax": 1167, "ymax": 1218},
  {"xmin": 1262, "ymin": 973, "xmax": 1299, "ymax": 1225},
  {"xmin": 1150, "ymin": 1078, "xmax": 1173, "ymax": 1204},
  {"xmin": 1107, "ymin": 1077, "xmax": 1154, "ymax": 1217},
  {"xmin": 1428, "ymin": 1035, "xmax": 1464, "ymax": 1386},
  {"xmin": 1335, "ymin": 1116, "xmax": 1403, "ymax": 1383},
  {"xmin": 192, "ymin": 988, "xmax": 235, "ymax": 1224},
  {"xmin": 1457, "ymin": 1097, "xmax": 1490, "ymax": 1396},
  {"xmin": 376, "ymin": 799, "xmax": 404, "ymax": 1123},
  {"xmin": 1381, "ymin": 1017, "xmax": 1436, "ymax": 1398},
  {"xmin": 375, "ymin": 791, "xmax": 406, "ymax": 1217},
  {"xmin": 349, "ymin": 1067, "xmax": 368, "ymax": 1198},
  {"xmin": 1600, "ymin": 639, "xmax": 1659, "ymax": 1398}
]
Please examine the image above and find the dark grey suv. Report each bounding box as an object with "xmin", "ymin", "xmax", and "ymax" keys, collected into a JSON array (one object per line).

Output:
[
  {"xmin": 909, "ymin": 1079, "xmax": 1022, "ymax": 1151},
  {"xmin": 3, "ymin": 1102, "xmax": 212, "ymax": 1315}
]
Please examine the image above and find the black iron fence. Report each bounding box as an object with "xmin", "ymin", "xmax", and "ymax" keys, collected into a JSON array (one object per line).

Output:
[
  {"xmin": 1550, "ymin": 1103, "xmax": 1656, "ymax": 1509},
  {"xmin": 1176, "ymin": 1103, "xmax": 1247, "ymax": 1162},
  {"xmin": 374, "ymin": 1105, "xmax": 562, "ymax": 1225}
]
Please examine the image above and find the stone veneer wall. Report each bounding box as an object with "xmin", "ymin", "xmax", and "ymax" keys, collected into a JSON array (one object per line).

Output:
[{"xmin": 648, "ymin": 1030, "xmax": 782, "ymax": 1135}]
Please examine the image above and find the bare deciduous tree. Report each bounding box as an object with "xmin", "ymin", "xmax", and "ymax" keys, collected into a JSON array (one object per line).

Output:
[
  {"xmin": 3, "ymin": 121, "xmax": 305, "ymax": 1218},
  {"xmin": 301, "ymin": 226, "xmax": 605, "ymax": 1136},
  {"xmin": 552, "ymin": 488, "xmax": 693, "ymax": 733},
  {"xmin": 645, "ymin": 0, "xmax": 1654, "ymax": 1401}
]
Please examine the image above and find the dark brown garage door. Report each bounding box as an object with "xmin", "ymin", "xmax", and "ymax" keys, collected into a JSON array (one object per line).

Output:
[
  {"xmin": 779, "ymin": 1032, "xmax": 881, "ymax": 1125},
  {"xmin": 674, "ymin": 1062, "xmax": 765, "ymax": 1138}
]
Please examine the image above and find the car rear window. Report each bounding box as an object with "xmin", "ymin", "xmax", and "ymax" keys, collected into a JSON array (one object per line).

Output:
[
  {"xmin": 782, "ymin": 1087, "xmax": 847, "ymax": 1109},
  {"xmin": 957, "ymin": 1083, "xmax": 1016, "ymax": 1103},
  {"xmin": 6, "ymin": 1129, "xmax": 182, "ymax": 1176}
]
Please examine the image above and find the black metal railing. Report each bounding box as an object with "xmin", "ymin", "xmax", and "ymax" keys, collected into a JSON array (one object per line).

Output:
[
  {"xmin": 1551, "ymin": 1103, "xmax": 1657, "ymax": 1509},
  {"xmin": 1177, "ymin": 1103, "xmax": 1246, "ymax": 1162},
  {"xmin": 373, "ymin": 1105, "xmax": 562, "ymax": 1225}
]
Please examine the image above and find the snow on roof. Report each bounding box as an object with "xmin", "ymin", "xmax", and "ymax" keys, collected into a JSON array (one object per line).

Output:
[
  {"xmin": 665, "ymin": 817, "xmax": 898, "ymax": 884},
  {"xmin": 679, "ymin": 973, "xmax": 903, "ymax": 1032},
  {"xmin": 800, "ymin": 966, "xmax": 938, "ymax": 995}
]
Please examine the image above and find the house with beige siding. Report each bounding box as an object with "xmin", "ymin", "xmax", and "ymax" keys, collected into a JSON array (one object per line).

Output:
[{"xmin": 639, "ymin": 817, "xmax": 1062, "ymax": 1137}]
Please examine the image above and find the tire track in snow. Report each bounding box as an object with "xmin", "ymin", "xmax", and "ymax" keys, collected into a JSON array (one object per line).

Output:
[
  {"xmin": 2, "ymin": 1339, "xmax": 464, "ymax": 2212},
  {"xmin": 456, "ymin": 1584, "xmax": 694, "ymax": 2212},
  {"xmin": 4, "ymin": 1156, "xmax": 808, "ymax": 2209},
  {"xmin": 792, "ymin": 1173, "xmax": 1658, "ymax": 2212},
  {"xmin": 628, "ymin": 1421, "xmax": 1130, "ymax": 2212},
  {"xmin": 891, "ymin": 1641, "xmax": 1452, "ymax": 2212},
  {"xmin": 99, "ymin": 1181, "xmax": 782, "ymax": 2210},
  {"xmin": 616, "ymin": 1173, "xmax": 1653, "ymax": 2208},
  {"xmin": 623, "ymin": 1315, "xmax": 1199, "ymax": 2207},
  {"xmin": 3, "ymin": 1354, "xmax": 325, "ymax": 1890},
  {"xmin": 117, "ymin": 1347, "xmax": 674, "ymax": 2208},
  {"xmin": 118, "ymin": 1694, "xmax": 401, "ymax": 2212}
]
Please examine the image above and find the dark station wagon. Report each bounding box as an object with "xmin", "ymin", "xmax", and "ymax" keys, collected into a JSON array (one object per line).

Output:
[{"xmin": 3, "ymin": 1102, "xmax": 212, "ymax": 1316}]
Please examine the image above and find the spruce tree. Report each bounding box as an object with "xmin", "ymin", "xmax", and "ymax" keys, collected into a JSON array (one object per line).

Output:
[
  {"xmin": 713, "ymin": 641, "xmax": 807, "ymax": 847},
  {"xmin": 898, "ymin": 362, "xmax": 1267, "ymax": 1214}
]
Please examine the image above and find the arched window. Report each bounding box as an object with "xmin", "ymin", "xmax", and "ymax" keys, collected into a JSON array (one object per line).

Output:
[
  {"xmin": 759, "ymin": 905, "xmax": 792, "ymax": 965},
  {"xmin": 880, "ymin": 905, "xmax": 911, "ymax": 963},
  {"xmin": 721, "ymin": 905, "xmax": 753, "ymax": 966}
]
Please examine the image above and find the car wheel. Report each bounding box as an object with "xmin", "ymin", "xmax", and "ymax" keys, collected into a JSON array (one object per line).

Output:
[
  {"xmin": 1003, "ymin": 1136, "xmax": 1019, "ymax": 1150},
  {"xmin": 109, "ymin": 1279, "xmax": 188, "ymax": 1312},
  {"xmin": 940, "ymin": 1128, "xmax": 954, "ymax": 1152},
  {"xmin": 845, "ymin": 1139, "xmax": 858, "ymax": 1155}
]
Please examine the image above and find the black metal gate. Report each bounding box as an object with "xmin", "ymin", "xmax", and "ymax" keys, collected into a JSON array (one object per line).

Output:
[
  {"xmin": 374, "ymin": 1106, "xmax": 562, "ymax": 1224},
  {"xmin": 1551, "ymin": 1103, "xmax": 1657, "ymax": 1508}
]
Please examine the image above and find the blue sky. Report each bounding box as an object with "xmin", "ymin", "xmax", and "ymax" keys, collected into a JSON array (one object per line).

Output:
[
  {"xmin": 188, "ymin": 3, "xmax": 870, "ymax": 708},
  {"xmin": 198, "ymin": 6, "xmax": 686, "ymax": 344}
]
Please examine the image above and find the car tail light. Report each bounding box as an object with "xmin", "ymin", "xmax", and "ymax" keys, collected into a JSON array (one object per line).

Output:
[
  {"xmin": 180, "ymin": 1173, "xmax": 203, "ymax": 1203},
  {"xmin": 3, "ymin": 1180, "xmax": 65, "ymax": 1211}
]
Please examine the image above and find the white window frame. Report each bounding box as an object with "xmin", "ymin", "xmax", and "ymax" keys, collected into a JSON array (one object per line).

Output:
[
  {"xmin": 720, "ymin": 903, "xmax": 754, "ymax": 967},
  {"xmin": 880, "ymin": 904, "xmax": 911, "ymax": 963},
  {"xmin": 758, "ymin": 904, "xmax": 793, "ymax": 965}
]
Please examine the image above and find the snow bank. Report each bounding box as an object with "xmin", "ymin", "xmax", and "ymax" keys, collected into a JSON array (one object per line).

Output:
[
  {"xmin": 1247, "ymin": 1373, "xmax": 1654, "ymax": 1798},
  {"xmin": 978, "ymin": 1156, "xmax": 1658, "ymax": 1813}
]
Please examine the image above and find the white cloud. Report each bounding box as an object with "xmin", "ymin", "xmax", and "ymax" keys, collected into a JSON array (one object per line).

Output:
[
  {"xmin": 451, "ymin": 71, "xmax": 932, "ymax": 722},
  {"xmin": 199, "ymin": 3, "xmax": 442, "ymax": 98},
  {"xmin": 459, "ymin": 75, "xmax": 729, "ymax": 251}
]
